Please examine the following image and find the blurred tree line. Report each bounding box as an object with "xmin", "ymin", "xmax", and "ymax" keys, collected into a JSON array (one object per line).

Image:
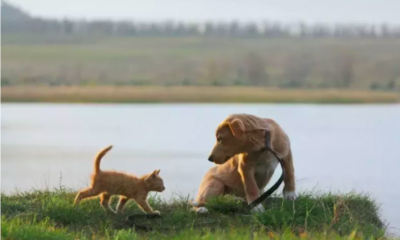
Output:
[{"xmin": 2, "ymin": 1, "xmax": 400, "ymax": 39}]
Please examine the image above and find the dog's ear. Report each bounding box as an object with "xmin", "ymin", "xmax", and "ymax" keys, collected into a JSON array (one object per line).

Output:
[{"xmin": 228, "ymin": 118, "xmax": 245, "ymax": 138}]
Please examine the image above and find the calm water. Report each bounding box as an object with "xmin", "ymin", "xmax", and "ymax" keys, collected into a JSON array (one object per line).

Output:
[{"xmin": 1, "ymin": 103, "xmax": 400, "ymax": 234}]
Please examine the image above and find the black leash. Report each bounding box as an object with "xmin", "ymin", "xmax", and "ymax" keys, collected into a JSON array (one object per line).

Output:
[{"xmin": 247, "ymin": 131, "xmax": 286, "ymax": 209}]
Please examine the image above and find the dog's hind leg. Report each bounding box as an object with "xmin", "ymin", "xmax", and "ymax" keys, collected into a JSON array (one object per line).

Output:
[{"xmin": 191, "ymin": 174, "xmax": 225, "ymax": 214}]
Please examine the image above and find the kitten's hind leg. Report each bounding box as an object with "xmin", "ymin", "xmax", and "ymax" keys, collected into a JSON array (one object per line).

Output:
[
  {"xmin": 135, "ymin": 197, "xmax": 160, "ymax": 215},
  {"xmin": 116, "ymin": 196, "xmax": 129, "ymax": 214},
  {"xmin": 74, "ymin": 187, "xmax": 100, "ymax": 205},
  {"xmin": 100, "ymin": 193, "xmax": 115, "ymax": 214}
]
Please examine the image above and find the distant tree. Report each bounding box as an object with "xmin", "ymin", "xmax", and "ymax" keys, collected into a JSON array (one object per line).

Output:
[
  {"xmin": 228, "ymin": 21, "xmax": 239, "ymax": 36},
  {"xmin": 387, "ymin": 80, "xmax": 395, "ymax": 90},
  {"xmin": 1, "ymin": 78, "xmax": 11, "ymax": 86},
  {"xmin": 335, "ymin": 52, "xmax": 355, "ymax": 88},
  {"xmin": 61, "ymin": 19, "xmax": 74, "ymax": 34},
  {"xmin": 283, "ymin": 53, "xmax": 311, "ymax": 88},
  {"xmin": 242, "ymin": 52, "xmax": 268, "ymax": 86}
]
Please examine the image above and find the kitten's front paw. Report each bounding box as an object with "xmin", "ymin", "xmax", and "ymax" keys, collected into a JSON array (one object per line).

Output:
[
  {"xmin": 153, "ymin": 210, "xmax": 161, "ymax": 215},
  {"xmin": 250, "ymin": 204, "xmax": 265, "ymax": 213},
  {"xmin": 283, "ymin": 190, "xmax": 297, "ymax": 201},
  {"xmin": 73, "ymin": 199, "xmax": 80, "ymax": 206}
]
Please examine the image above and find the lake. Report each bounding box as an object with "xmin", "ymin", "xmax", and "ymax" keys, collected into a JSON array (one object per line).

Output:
[{"xmin": 1, "ymin": 103, "xmax": 399, "ymax": 235}]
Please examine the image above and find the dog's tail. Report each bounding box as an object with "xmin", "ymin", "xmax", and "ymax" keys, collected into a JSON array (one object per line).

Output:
[{"xmin": 94, "ymin": 145, "xmax": 113, "ymax": 173}]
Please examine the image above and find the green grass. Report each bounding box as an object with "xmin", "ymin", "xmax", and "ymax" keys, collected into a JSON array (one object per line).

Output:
[
  {"xmin": 1, "ymin": 187, "xmax": 395, "ymax": 239},
  {"xmin": 2, "ymin": 86, "xmax": 399, "ymax": 104}
]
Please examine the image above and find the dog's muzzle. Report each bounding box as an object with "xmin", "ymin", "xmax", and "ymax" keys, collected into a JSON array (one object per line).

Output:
[{"xmin": 208, "ymin": 155, "xmax": 231, "ymax": 163}]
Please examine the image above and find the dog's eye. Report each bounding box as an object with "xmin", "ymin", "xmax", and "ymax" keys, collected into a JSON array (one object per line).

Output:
[{"xmin": 217, "ymin": 137, "xmax": 222, "ymax": 143}]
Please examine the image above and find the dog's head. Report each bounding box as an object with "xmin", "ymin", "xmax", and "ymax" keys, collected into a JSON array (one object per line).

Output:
[{"xmin": 207, "ymin": 114, "xmax": 268, "ymax": 164}]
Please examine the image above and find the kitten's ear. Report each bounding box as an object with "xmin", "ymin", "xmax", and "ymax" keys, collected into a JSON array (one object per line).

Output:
[
  {"xmin": 151, "ymin": 170, "xmax": 158, "ymax": 178},
  {"xmin": 156, "ymin": 169, "xmax": 160, "ymax": 175}
]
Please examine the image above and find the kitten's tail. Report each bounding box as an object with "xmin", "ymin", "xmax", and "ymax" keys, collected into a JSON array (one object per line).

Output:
[{"xmin": 94, "ymin": 145, "xmax": 113, "ymax": 173}]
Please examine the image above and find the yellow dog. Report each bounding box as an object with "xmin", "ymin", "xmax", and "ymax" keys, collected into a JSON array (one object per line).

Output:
[{"xmin": 192, "ymin": 113, "xmax": 297, "ymax": 213}]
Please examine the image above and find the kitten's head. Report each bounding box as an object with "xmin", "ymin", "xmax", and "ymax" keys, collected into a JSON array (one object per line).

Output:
[{"xmin": 144, "ymin": 169, "xmax": 165, "ymax": 192}]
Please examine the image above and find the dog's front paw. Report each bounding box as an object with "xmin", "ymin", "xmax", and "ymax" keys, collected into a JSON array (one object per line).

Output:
[
  {"xmin": 250, "ymin": 204, "xmax": 265, "ymax": 213},
  {"xmin": 195, "ymin": 207, "xmax": 209, "ymax": 214},
  {"xmin": 283, "ymin": 190, "xmax": 297, "ymax": 201},
  {"xmin": 189, "ymin": 200, "xmax": 200, "ymax": 207}
]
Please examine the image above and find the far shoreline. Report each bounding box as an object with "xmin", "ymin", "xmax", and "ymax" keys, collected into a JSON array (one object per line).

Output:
[{"xmin": 1, "ymin": 86, "xmax": 399, "ymax": 104}]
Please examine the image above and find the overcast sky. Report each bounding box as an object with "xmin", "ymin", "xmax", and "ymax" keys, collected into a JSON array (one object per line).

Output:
[{"xmin": 6, "ymin": 0, "xmax": 400, "ymax": 24}]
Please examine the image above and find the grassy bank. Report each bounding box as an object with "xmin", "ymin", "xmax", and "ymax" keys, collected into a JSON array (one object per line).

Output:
[
  {"xmin": 0, "ymin": 188, "xmax": 392, "ymax": 239},
  {"xmin": 2, "ymin": 86, "xmax": 399, "ymax": 104}
]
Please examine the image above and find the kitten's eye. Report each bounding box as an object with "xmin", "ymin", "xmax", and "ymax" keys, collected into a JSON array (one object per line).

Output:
[{"xmin": 217, "ymin": 137, "xmax": 222, "ymax": 143}]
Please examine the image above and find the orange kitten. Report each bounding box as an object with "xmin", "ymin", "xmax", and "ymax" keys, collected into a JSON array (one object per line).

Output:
[{"xmin": 74, "ymin": 145, "xmax": 165, "ymax": 215}]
